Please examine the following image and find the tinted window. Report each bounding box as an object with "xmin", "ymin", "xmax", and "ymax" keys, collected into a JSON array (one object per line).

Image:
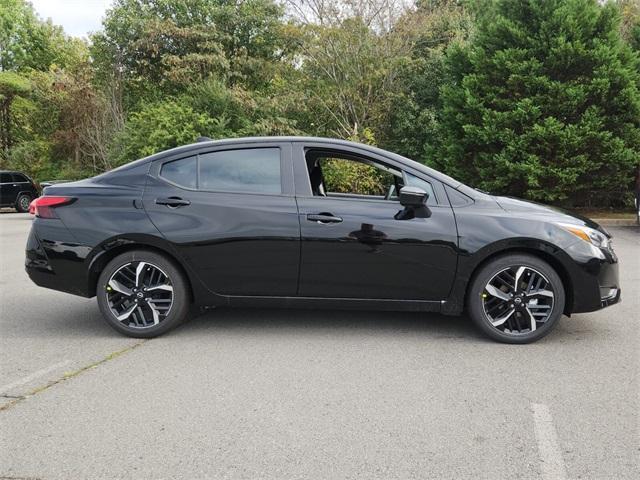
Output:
[
  {"xmin": 405, "ymin": 173, "xmax": 436, "ymax": 205},
  {"xmin": 12, "ymin": 174, "xmax": 28, "ymax": 183},
  {"xmin": 160, "ymin": 156, "xmax": 197, "ymax": 189},
  {"xmin": 0, "ymin": 173, "xmax": 11, "ymax": 183},
  {"xmin": 199, "ymin": 148, "xmax": 281, "ymax": 194}
]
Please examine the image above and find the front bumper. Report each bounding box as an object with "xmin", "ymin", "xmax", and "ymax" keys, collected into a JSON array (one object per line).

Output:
[{"xmin": 568, "ymin": 245, "xmax": 621, "ymax": 314}]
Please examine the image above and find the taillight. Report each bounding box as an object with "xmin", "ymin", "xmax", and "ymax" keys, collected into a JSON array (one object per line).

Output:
[
  {"xmin": 29, "ymin": 199, "xmax": 36, "ymax": 215},
  {"xmin": 32, "ymin": 196, "xmax": 75, "ymax": 218}
]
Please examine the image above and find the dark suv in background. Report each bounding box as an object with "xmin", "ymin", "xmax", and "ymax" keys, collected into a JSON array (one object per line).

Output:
[{"xmin": 0, "ymin": 170, "xmax": 39, "ymax": 212}]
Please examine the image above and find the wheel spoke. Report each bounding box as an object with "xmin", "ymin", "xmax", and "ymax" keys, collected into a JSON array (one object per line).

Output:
[
  {"xmin": 514, "ymin": 266, "xmax": 526, "ymax": 291},
  {"xmin": 528, "ymin": 289, "xmax": 554, "ymax": 298},
  {"xmin": 135, "ymin": 262, "xmax": 147, "ymax": 287},
  {"xmin": 147, "ymin": 301, "xmax": 161, "ymax": 325},
  {"xmin": 116, "ymin": 303, "xmax": 137, "ymax": 321},
  {"xmin": 485, "ymin": 284, "xmax": 511, "ymax": 301},
  {"xmin": 491, "ymin": 307, "xmax": 515, "ymax": 326},
  {"xmin": 146, "ymin": 284, "xmax": 173, "ymax": 292},
  {"xmin": 108, "ymin": 279, "xmax": 132, "ymax": 296},
  {"xmin": 524, "ymin": 307, "xmax": 537, "ymax": 331}
]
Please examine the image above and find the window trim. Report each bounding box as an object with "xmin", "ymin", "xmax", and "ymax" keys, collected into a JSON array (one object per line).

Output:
[{"xmin": 156, "ymin": 145, "xmax": 288, "ymax": 196}]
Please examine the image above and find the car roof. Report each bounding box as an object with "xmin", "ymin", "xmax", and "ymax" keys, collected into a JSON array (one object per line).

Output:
[{"xmin": 109, "ymin": 136, "xmax": 464, "ymax": 189}]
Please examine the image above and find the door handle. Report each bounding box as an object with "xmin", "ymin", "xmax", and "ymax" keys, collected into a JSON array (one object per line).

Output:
[
  {"xmin": 155, "ymin": 196, "xmax": 191, "ymax": 207},
  {"xmin": 307, "ymin": 213, "xmax": 343, "ymax": 224}
]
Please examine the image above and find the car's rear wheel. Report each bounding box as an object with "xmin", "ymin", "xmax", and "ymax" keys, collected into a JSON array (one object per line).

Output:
[
  {"xmin": 15, "ymin": 193, "xmax": 31, "ymax": 213},
  {"xmin": 97, "ymin": 250, "xmax": 190, "ymax": 338},
  {"xmin": 467, "ymin": 254, "xmax": 565, "ymax": 344}
]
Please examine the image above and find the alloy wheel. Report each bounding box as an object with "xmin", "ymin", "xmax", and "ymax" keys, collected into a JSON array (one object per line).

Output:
[
  {"xmin": 106, "ymin": 261, "xmax": 173, "ymax": 328},
  {"xmin": 19, "ymin": 196, "xmax": 30, "ymax": 211},
  {"xmin": 482, "ymin": 265, "xmax": 555, "ymax": 335}
]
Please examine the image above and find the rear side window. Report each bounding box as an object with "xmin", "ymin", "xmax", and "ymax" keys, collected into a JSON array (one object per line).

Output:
[
  {"xmin": 160, "ymin": 156, "xmax": 197, "ymax": 189},
  {"xmin": 199, "ymin": 148, "xmax": 281, "ymax": 194},
  {"xmin": 12, "ymin": 174, "xmax": 29, "ymax": 183},
  {"xmin": 0, "ymin": 173, "xmax": 11, "ymax": 183}
]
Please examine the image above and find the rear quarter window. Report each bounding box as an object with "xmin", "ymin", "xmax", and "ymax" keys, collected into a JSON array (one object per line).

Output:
[{"xmin": 160, "ymin": 156, "xmax": 197, "ymax": 189}]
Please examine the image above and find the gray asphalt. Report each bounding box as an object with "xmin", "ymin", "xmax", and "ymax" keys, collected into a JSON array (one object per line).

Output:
[{"xmin": 0, "ymin": 212, "xmax": 638, "ymax": 479}]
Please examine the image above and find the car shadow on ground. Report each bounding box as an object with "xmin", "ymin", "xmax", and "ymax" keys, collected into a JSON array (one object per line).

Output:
[
  {"xmin": 30, "ymin": 300, "xmax": 601, "ymax": 344},
  {"xmin": 187, "ymin": 307, "xmax": 483, "ymax": 339},
  {"xmin": 178, "ymin": 308, "xmax": 603, "ymax": 345}
]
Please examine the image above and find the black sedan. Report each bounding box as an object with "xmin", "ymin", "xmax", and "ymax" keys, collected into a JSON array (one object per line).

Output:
[{"xmin": 25, "ymin": 137, "xmax": 620, "ymax": 343}]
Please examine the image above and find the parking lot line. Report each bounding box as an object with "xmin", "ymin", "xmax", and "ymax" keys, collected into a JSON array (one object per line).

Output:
[
  {"xmin": 532, "ymin": 402, "xmax": 568, "ymax": 480},
  {"xmin": 0, "ymin": 360, "xmax": 71, "ymax": 396}
]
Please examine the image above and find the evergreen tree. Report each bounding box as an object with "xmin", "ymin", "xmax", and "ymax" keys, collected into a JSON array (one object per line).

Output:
[{"xmin": 435, "ymin": 0, "xmax": 640, "ymax": 206}]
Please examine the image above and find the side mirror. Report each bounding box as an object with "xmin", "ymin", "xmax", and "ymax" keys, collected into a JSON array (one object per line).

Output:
[{"xmin": 399, "ymin": 186, "xmax": 428, "ymax": 208}]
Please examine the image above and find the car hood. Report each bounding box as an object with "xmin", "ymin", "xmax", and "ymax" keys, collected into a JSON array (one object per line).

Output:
[{"xmin": 492, "ymin": 195, "xmax": 606, "ymax": 233}]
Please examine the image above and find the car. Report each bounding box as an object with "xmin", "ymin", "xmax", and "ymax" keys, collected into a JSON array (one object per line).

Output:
[
  {"xmin": 0, "ymin": 170, "xmax": 40, "ymax": 213},
  {"xmin": 25, "ymin": 137, "xmax": 620, "ymax": 343}
]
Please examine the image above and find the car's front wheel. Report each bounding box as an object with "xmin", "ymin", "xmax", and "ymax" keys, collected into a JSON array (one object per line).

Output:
[
  {"xmin": 467, "ymin": 254, "xmax": 565, "ymax": 344},
  {"xmin": 97, "ymin": 250, "xmax": 190, "ymax": 338}
]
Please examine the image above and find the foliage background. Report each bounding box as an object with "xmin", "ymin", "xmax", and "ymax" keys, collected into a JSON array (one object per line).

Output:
[{"xmin": 1, "ymin": 0, "xmax": 639, "ymax": 207}]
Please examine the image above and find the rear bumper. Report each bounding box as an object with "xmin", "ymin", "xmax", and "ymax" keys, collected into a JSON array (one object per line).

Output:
[{"xmin": 25, "ymin": 219, "xmax": 92, "ymax": 297}]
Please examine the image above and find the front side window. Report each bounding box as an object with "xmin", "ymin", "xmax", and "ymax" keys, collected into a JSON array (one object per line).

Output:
[
  {"xmin": 307, "ymin": 151, "xmax": 401, "ymax": 200},
  {"xmin": 198, "ymin": 148, "xmax": 281, "ymax": 194}
]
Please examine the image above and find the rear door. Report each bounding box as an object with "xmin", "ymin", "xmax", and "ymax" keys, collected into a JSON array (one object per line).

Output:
[
  {"xmin": 143, "ymin": 142, "xmax": 300, "ymax": 296},
  {"xmin": 12, "ymin": 173, "xmax": 34, "ymax": 196}
]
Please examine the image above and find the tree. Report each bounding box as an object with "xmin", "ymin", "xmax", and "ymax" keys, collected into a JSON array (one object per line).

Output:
[
  {"xmin": 0, "ymin": 0, "xmax": 85, "ymax": 72},
  {"xmin": 617, "ymin": 0, "xmax": 640, "ymax": 50},
  {"xmin": 294, "ymin": 15, "xmax": 412, "ymax": 142},
  {"xmin": 382, "ymin": 0, "xmax": 473, "ymax": 160},
  {"xmin": 91, "ymin": 0, "xmax": 289, "ymax": 108},
  {"xmin": 436, "ymin": 0, "xmax": 640, "ymax": 206},
  {"xmin": 112, "ymin": 101, "xmax": 218, "ymax": 164},
  {"xmin": 0, "ymin": 71, "xmax": 30, "ymax": 158}
]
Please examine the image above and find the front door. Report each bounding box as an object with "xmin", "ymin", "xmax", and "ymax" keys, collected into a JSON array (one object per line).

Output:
[
  {"xmin": 294, "ymin": 145, "xmax": 458, "ymax": 300},
  {"xmin": 143, "ymin": 143, "xmax": 300, "ymax": 296}
]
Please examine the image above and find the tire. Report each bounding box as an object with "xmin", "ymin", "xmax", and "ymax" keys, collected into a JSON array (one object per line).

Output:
[
  {"xmin": 15, "ymin": 193, "xmax": 31, "ymax": 213},
  {"xmin": 466, "ymin": 254, "xmax": 565, "ymax": 344},
  {"xmin": 96, "ymin": 250, "xmax": 190, "ymax": 338}
]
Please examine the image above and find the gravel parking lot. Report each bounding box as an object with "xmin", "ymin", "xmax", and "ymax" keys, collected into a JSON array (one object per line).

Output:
[{"xmin": 0, "ymin": 212, "xmax": 638, "ymax": 479}]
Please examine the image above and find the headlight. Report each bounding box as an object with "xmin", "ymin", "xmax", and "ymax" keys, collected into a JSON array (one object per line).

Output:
[{"xmin": 556, "ymin": 223, "xmax": 611, "ymax": 250}]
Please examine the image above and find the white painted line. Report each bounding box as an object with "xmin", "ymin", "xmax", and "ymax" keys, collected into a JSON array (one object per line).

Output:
[
  {"xmin": 532, "ymin": 402, "xmax": 568, "ymax": 480},
  {"xmin": 0, "ymin": 360, "xmax": 71, "ymax": 395}
]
